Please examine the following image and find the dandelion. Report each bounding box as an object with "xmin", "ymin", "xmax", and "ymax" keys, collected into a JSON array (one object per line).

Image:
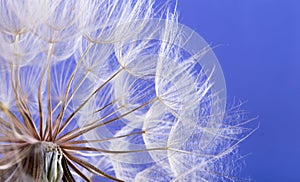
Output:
[{"xmin": 0, "ymin": 0, "xmax": 255, "ymax": 181}]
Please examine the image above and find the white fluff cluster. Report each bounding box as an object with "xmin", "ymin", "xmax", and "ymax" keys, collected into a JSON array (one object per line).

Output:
[{"xmin": 0, "ymin": 0, "xmax": 254, "ymax": 181}]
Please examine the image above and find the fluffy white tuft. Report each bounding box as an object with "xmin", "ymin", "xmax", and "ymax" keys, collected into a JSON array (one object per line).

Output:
[{"xmin": 0, "ymin": 0, "xmax": 254, "ymax": 181}]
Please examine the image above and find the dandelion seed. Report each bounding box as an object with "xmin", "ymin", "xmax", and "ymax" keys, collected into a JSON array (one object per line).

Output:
[{"xmin": 0, "ymin": 0, "xmax": 254, "ymax": 181}]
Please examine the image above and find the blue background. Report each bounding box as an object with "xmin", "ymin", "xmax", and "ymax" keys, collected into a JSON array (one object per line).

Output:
[{"xmin": 177, "ymin": 0, "xmax": 300, "ymax": 181}]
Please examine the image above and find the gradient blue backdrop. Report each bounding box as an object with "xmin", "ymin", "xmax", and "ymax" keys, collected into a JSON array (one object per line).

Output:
[{"xmin": 177, "ymin": 0, "xmax": 300, "ymax": 181}]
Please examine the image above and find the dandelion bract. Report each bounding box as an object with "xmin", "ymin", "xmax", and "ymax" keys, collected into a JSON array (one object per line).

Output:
[{"xmin": 0, "ymin": 0, "xmax": 254, "ymax": 181}]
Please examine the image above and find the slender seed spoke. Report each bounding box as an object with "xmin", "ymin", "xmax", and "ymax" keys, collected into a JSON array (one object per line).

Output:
[
  {"xmin": 15, "ymin": 66, "xmax": 38, "ymax": 135},
  {"xmin": 62, "ymin": 130, "xmax": 145, "ymax": 145},
  {"xmin": 0, "ymin": 102, "xmax": 30, "ymax": 136},
  {"xmin": 66, "ymin": 71, "xmax": 90, "ymax": 107},
  {"xmin": 56, "ymin": 105, "xmax": 125, "ymax": 143},
  {"xmin": 63, "ymin": 149, "xmax": 124, "ymax": 182},
  {"xmin": 52, "ymin": 43, "xmax": 94, "ymax": 138},
  {"xmin": 0, "ymin": 2, "xmax": 253, "ymax": 181},
  {"xmin": 52, "ymin": 71, "xmax": 89, "ymax": 137},
  {"xmin": 46, "ymin": 61, "xmax": 53, "ymax": 141},
  {"xmin": 0, "ymin": 106, "xmax": 28, "ymax": 135},
  {"xmin": 62, "ymin": 145, "xmax": 168, "ymax": 154},
  {"xmin": 0, "ymin": 137, "xmax": 25, "ymax": 143},
  {"xmin": 38, "ymin": 63, "xmax": 48, "ymax": 140},
  {"xmin": 56, "ymin": 97, "xmax": 158, "ymax": 143},
  {"xmin": 0, "ymin": 143, "xmax": 27, "ymax": 153},
  {"xmin": 54, "ymin": 68, "xmax": 124, "ymax": 140},
  {"xmin": 62, "ymin": 155, "xmax": 88, "ymax": 182},
  {"xmin": 42, "ymin": 43, "xmax": 55, "ymax": 140},
  {"xmin": 10, "ymin": 65, "xmax": 39, "ymax": 139},
  {"xmin": 93, "ymin": 98, "xmax": 119, "ymax": 114}
]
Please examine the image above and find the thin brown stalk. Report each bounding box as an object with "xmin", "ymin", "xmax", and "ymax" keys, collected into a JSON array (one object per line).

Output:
[
  {"xmin": 52, "ymin": 43, "xmax": 94, "ymax": 139},
  {"xmin": 37, "ymin": 42, "xmax": 54, "ymax": 140},
  {"xmin": 0, "ymin": 146, "xmax": 31, "ymax": 170},
  {"xmin": 38, "ymin": 61, "xmax": 49, "ymax": 140},
  {"xmin": 0, "ymin": 115, "xmax": 24, "ymax": 134},
  {"xmin": 93, "ymin": 98, "xmax": 119, "ymax": 114},
  {"xmin": 14, "ymin": 66, "xmax": 38, "ymax": 132},
  {"xmin": 56, "ymin": 97, "xmax": 157, "ymax": 143},
  {"xmin": 62, "ymin": 130, "xmax": 145, "ymax": 145},
  {"xmin": 54, "ymin": 68, "xmax": 124, "ymax": 140},
  {"xmin": 0, "ymin": 143, "xmax": 27, "ymax": 153},
  {"xmin": 46, "ymin": 61, "xmax": 53, "ymax": 141},
  {"xmin": 65, "ymin": 71, "xmax": 90, "ymax": 107},
  {"xmin": 0, "ymin": 102, "xmax": 29, "ymax": 135},
  {"xmin": 10, "ymin": 65, "xmax": 39, "ymax": 139},
  {"xmin": 62, "ymin": 155, "xmax": 90, "ymax": 182},
  {"xmin": 62, "ymin": 145, "xmax": 168, "ymax": 154},
  {"xmin": 63, "ymin": 149, "xmax": 124, "ymax": 182},
  {"xmin": 0, "ymin": 137, "xmax": 24, "ymax": 143}
]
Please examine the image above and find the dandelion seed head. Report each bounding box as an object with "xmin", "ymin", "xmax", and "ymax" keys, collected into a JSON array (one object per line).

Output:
[{"xmin": 0, "ymin": 0, "xmax": 254, "ymax": 181}]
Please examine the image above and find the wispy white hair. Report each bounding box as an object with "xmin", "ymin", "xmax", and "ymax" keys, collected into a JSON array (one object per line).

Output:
[{"xmin": 0, "ymin": 0, "xmax": 254, "ymax": 181}]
